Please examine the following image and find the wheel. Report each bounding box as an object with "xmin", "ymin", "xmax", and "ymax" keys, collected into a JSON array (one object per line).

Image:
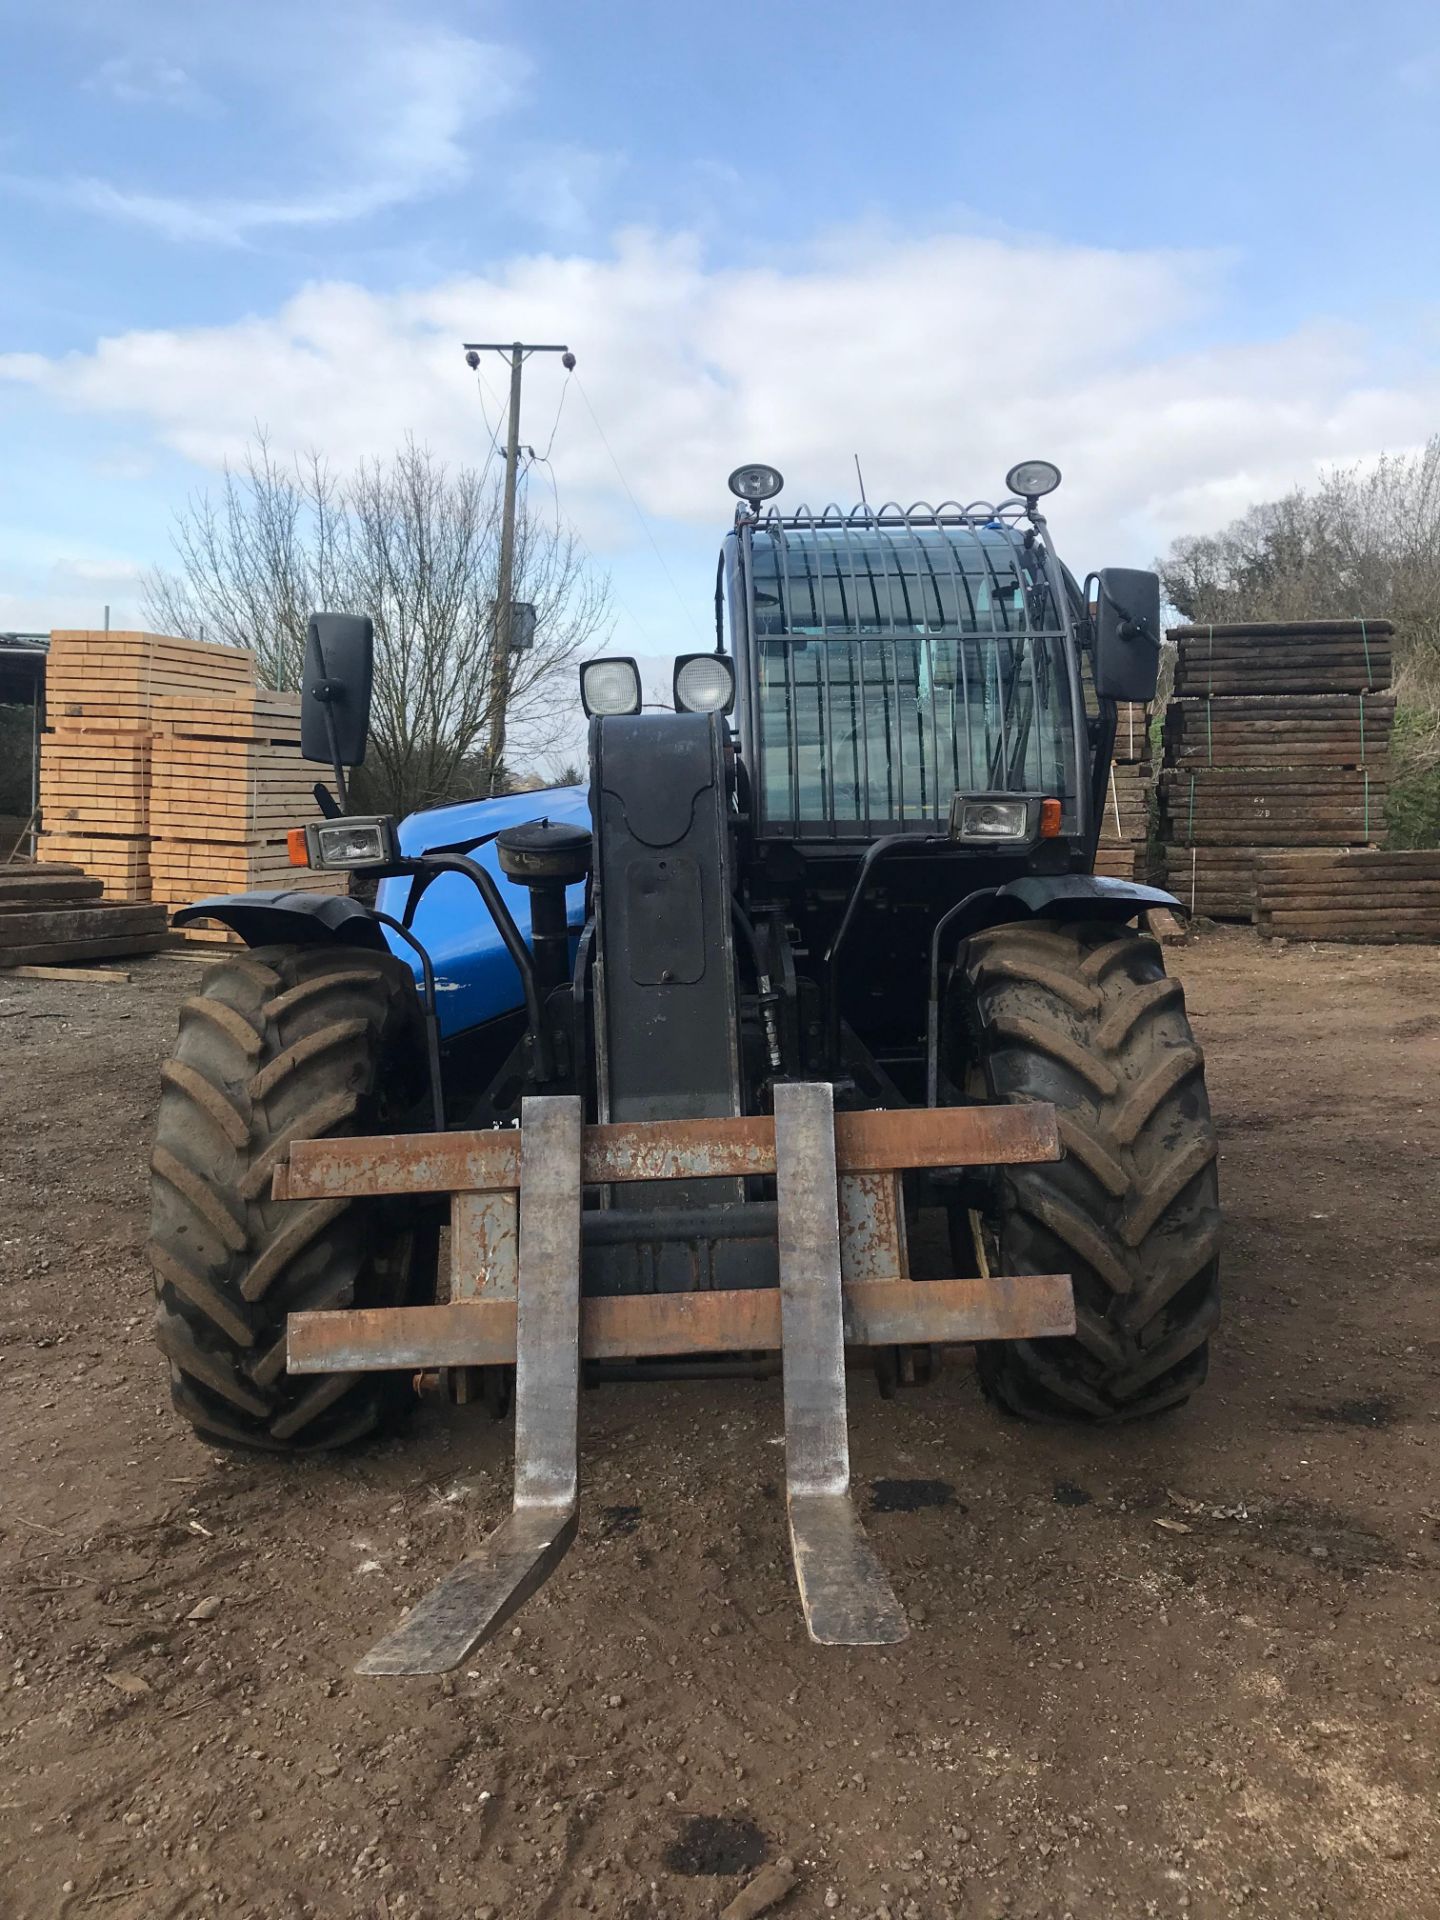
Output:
[
  {"xmin": 951, "ymin": 917, "xmax": 1221, "ymax": 1422},
  {"xmin": 149, "ymin": 943, "xmax": 438, "ymax": 1451}
]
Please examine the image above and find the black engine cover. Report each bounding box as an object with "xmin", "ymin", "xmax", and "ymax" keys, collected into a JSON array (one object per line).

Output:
[
  {"xmin": 590, "ymin": 711, "xmax": 741, "ymax": 1126},
  {"xmin": 588, "ymin": 712, "xmax": 766, "ymax": 1293}
]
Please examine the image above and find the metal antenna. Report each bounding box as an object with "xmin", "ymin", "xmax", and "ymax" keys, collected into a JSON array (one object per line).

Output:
[{"xmin": 854, "ymin": 456, "xmax": 869, "ymax": 510}]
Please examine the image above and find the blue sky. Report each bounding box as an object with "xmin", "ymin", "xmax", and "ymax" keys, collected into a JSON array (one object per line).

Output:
[{"xmin": 3, "ymin": 0, "xmax": 1439, "ymax": 757}]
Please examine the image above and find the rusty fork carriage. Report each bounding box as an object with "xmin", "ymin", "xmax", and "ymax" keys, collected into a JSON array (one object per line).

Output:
[{"xmin": 279, "ymin": 1087, "xmax": 1072, "ymax": 1674}]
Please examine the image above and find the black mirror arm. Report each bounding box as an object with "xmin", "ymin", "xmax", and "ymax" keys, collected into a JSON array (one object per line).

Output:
[
  {"xmin": 306, "ymin": 622, "xmax": 351, "ymax": 811},
  {"xmin": 312, "ymin": 686, "xmax": 350, "ymax": 813}
]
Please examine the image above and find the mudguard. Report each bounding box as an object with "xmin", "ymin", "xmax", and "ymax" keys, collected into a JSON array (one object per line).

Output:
[
  {"xmin": 945, "ymin": 873, "xmax": 1182, "ymax": 945},
  {"xmin": 170, "ymin": 890, "xmax": 389, "ymax": 951}
]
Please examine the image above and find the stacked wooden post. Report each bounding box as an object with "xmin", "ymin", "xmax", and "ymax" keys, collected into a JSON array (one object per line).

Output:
[
  {"xmin": 1093, "ymin": 700, "xmax": 1154, "ymax": 883},
  {"xmin": 1156, "ymin": 621, "xmax": 1394, "ymax": 920},
  {"xmin": 0, "ymin": 861, "xmax": 167, "ymax": 967},
  {"xmin": 150, "ymin": 690, "xmax": 344, "ymax": 940},
  {"xmin": 35, "ymin": 630, "xmax": 347, "ymax": 940},
  {"xmin": 1257, "ymin": 850, "xmax": 1440, "ymax": 943},
  {"xmin": 37, "ymin": 631, "xmax": 252, "ymax": 898}
]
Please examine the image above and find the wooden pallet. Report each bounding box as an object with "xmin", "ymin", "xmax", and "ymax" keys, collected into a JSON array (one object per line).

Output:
[{"xmin": 1257, "ymin": 851, "xmax": 1440, "ymax": 942}]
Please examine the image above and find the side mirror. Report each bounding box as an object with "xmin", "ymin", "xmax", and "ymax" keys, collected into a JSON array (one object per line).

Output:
[
  {"xmin": 301, "ymin": 613, "xmax": 374, "ymax": 766},
  {"xmin": 1092, "ymin": 567, "xmax": 1161, "ymax": 703}
]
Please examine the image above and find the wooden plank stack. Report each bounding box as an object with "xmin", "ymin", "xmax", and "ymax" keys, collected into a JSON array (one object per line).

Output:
[
  {"xmin": 1157, "ymin": 621, "xmax": 1394, "ymax": 920},
  {"xmin": 34, "ymin": 631, "xmax": 349, "ymax": 939},
  {"xmin": 1093, "ymin": 701, "xmax": 1155, "ymax": 884},
  {"xmin": 1171, "ymin": 619, "xmax": 1393, "ymax": 698},
  {"xmin": 37, "ymin": 630, "xmax": 253, "ymax": 900},
  {"xmin": 0, "ymin": 861, "xmax": 167, "ymax": 967},
  {"xmin": 1257, "ymin": 851, "xmax": 1440, "ymax": 943},
  {"xmin": 150, "ymin": 689, "xmax": 345, "ymax": 942}
]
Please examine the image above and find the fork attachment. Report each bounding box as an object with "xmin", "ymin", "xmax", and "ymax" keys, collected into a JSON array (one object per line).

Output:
[{"xmin": 281, "ymin": 1092, "xmax": 1072, "ymax": 1672}]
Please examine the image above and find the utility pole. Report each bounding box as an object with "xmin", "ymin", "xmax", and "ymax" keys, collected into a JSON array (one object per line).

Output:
[{"xmin": 463, "ymin": 339, "xmax": 573, "ymax": 791}]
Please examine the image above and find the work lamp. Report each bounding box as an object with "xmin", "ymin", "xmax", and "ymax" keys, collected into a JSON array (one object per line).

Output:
[
  {"xmin": 295, "ymin": 815, "xmax": 399, "ymax": 870},
  {"xmin": 673, "ymin": 653, "xmax": 736, "ymax": 714},
  {"xmin": 727, "ymin": 463, "xmax": 784, "ymax": 503},
  {"xmin": 1005, "ymin": 459, "xmax": 1062, "ymax": 500},
  {"xmin": 579, "ymin": 657, "xmax": 642, "ymax": 717}
]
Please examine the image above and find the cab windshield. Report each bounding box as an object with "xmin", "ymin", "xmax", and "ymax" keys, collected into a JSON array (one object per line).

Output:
[{"xmin": 747, "ymin": 518, "xmax": 1080, "ymax": 836}]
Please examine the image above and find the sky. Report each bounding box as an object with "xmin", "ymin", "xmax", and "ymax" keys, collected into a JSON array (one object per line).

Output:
[{"xmin": 3, "ymin": 0, "xmax": 1439, "ymax": 756}]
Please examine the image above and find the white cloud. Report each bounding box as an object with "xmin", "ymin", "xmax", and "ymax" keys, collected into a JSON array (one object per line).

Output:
[
  {"xmin": 3, "ymin": 225, "xmax": 1437, "ymax": 571},
  {"xmin": 19, "ymin": 10, "xmax": 526, "ymax": 244},
  {"xmin": 86, "ymin": 54, "xmax": 213, "ymax": 112}
]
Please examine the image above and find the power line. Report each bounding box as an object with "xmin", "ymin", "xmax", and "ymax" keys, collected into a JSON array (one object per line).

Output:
[
  {"xmin": 539, "ymin": 369, "xmax": 572, "ymax": 463},
  {"xmin": 470, "ymin": 370, "xmax": 505, "ymax": 491},
  {"xmin": 572, "ymin": 373, "xmax": 705, "ymax": 643},
  {"xmin": 528, "ymin": 449, "xmax": 563, "ymax": 537}
]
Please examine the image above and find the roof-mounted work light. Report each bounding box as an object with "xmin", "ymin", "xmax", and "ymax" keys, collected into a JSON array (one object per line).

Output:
[
  {"xmin": 673, "ymin": 652, "xmax": 735, "ymax": 714},
  {"xmin": 727, "ymin": 463, "xmax": 784, "ymax": 504},
  {"xmin": 579, "ymin": 656, "xmax": 642, "ymax": 718},
  {"xmin": 1005, "ymin": 459, "xmax": 1062, "ymax": 501}
]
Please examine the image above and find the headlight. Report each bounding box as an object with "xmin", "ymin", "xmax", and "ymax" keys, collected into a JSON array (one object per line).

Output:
[
  {"xmin": 1005, "ymin": 459, "xmax": 1062, "ymax": 500},
  {"xmin": 948, "ymin": 794, "xmax": 1038, "ymax": 845},
  {"xmin": 580, "ymin": 656, "xmax": 642, "ymax": 717},
  {"xmin": 673, "ymin": 653, "xmax": 736, "ymax": 714},
  {"xmin": 300, "ymin": 815, "xmax": 399, "ymax": 870}
]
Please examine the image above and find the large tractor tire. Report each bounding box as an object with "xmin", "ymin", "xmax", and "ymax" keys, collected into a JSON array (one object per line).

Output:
[
  {"xmin": 149, "ymin": 944, "xmax": 437, "ymax": 1452},
  {"xmin": 952, "ymin": 918, "xmax": 1221, "ymax": 1422}
]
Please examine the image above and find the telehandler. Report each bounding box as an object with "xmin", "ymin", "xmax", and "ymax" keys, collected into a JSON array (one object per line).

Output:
[{"xmin": 149, "ymin": 459, "xmax": 1220, "ymax": 1670}]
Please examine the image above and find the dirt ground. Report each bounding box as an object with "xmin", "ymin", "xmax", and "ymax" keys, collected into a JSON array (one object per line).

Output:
[{"xmin": 3, "ymin": 927, "xmax": 1438, "ymax": 1920}]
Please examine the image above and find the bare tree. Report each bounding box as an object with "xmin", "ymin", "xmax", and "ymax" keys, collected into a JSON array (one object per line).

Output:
[{"xmin": 143, "ymin": 437, "xmax": 610, "ymax": 816}]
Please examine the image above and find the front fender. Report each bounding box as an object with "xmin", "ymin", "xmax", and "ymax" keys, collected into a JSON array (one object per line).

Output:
[
  {"xmin": 945, "ymin": 873, "xmax": 1182, "ymax": 946},
  {"xmin": 171, "ymin": 889, "xmax": 389, "ymax": 951}
]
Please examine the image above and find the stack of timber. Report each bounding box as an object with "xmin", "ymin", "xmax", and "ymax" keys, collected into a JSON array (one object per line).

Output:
[
  {"xmin": 1097, "ymin": 701, "xmax": 1155, "ymax": 882},
  {"xmin": 150, "ymin": 689, "xmax": 345, "ymax": 942},
  {"xmin": 36, "ymin": 631, "xmax": 252, "ymax": 899},
  {"xmin": 1157, "ymin": 621, "xmax": 1395, "ymax": 921},
  {"xmin": 1089, "ymin": 689, "xmax": 1156, "ymax": 883},
  {"xmin": 1094, "ymin": 758, "xmax": 1155, "ymax": 882},
  {"xmin": 1257, "ymin": 850, "xmax": 1440, "ymax": 944},
  {"xmin": 1171, "ymin": 620, "xmax": 1393, "ymax": 698},
  {"xmin": 0, "ymin": 860, "xmax": 167, "ymax": 967}
]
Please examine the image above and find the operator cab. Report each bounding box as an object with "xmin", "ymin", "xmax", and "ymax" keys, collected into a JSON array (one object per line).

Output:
[{"xmin": 578, "ymin": 458, "xmax": 1158, "ymax": 881}]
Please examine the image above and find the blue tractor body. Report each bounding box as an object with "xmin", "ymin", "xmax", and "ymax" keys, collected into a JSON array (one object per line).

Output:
[{"xmin": 375, "ymin": 784, "xmax": 589, "ymax": 1038}]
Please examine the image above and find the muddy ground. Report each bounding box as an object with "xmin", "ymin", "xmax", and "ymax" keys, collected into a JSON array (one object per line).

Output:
[{"xmin": 2, "ymin": 928, "xmax": 1438, "ymax": 1920}]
